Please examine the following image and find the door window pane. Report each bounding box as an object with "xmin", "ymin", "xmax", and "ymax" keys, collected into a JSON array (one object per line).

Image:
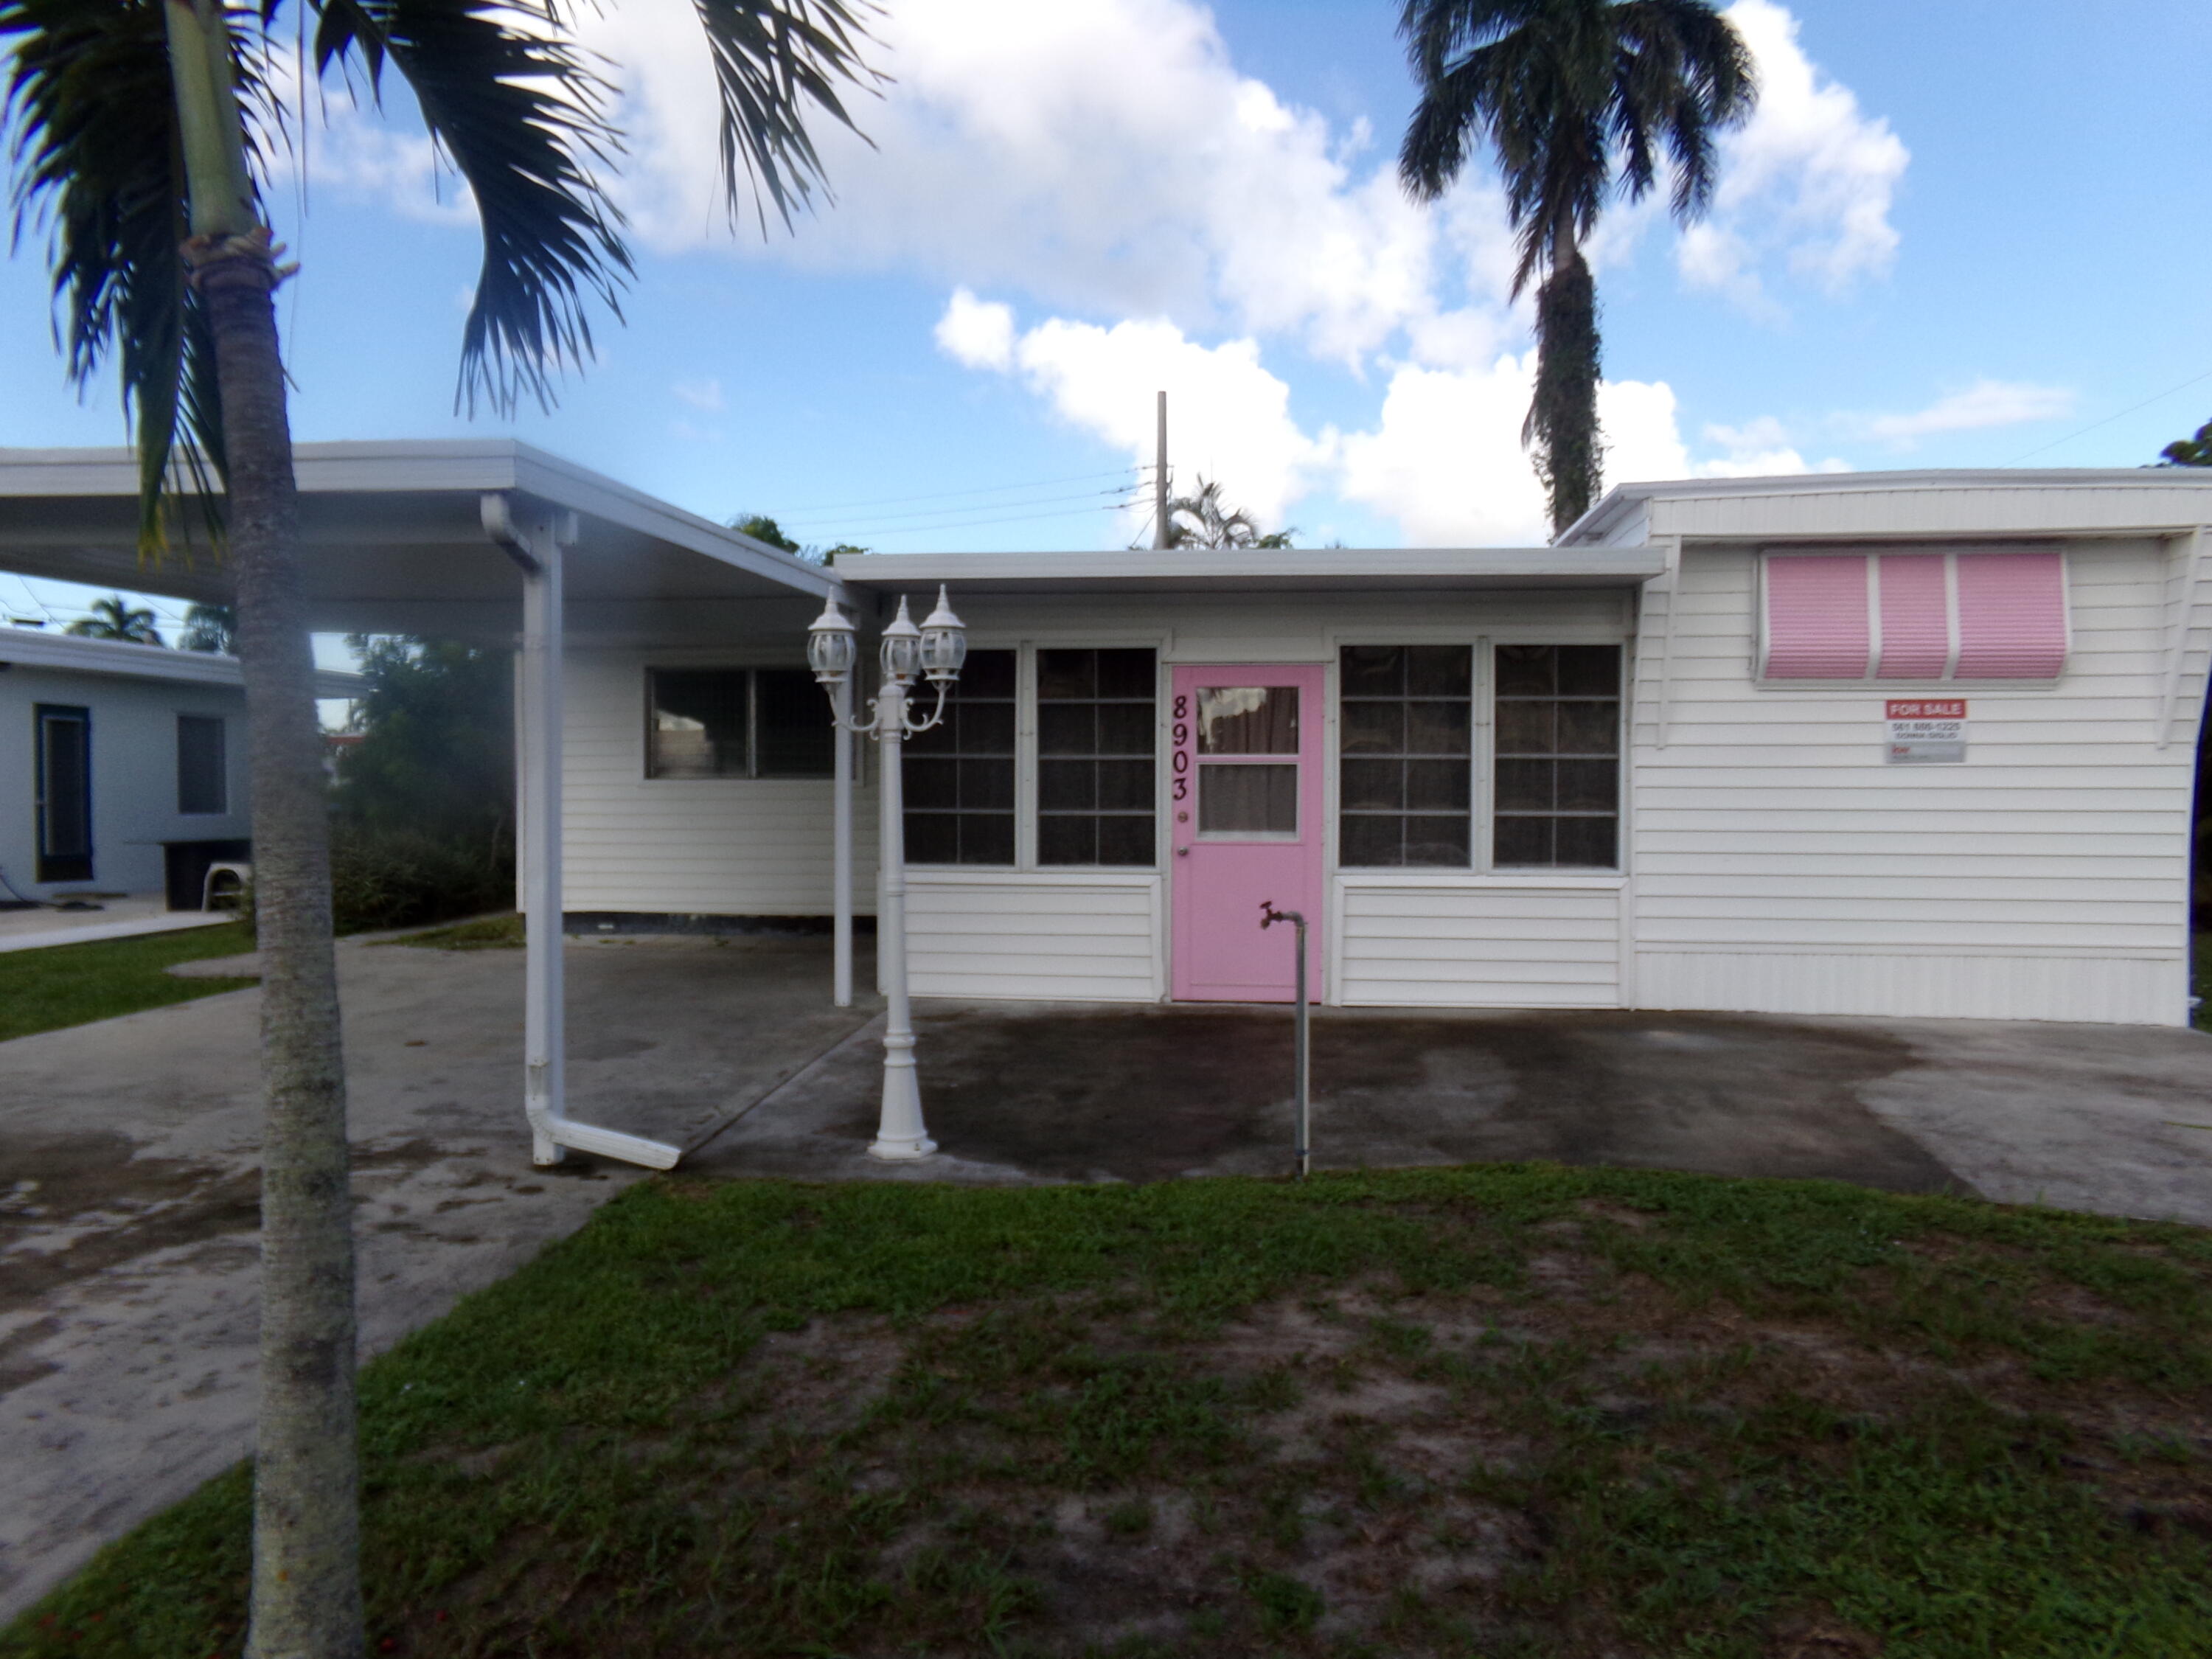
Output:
[
  {"xmin": 904, "ymin": 649, "xmax": 1017, "ymax": 865},
  {"xmin": 1337, "ymin": 646, "xmax": 1472, "ymax": 868},
  {"xmin": 1037, "ymin": 648, "xmax": 1155, "ymax": 866},
  {"xmin": 1196, "ymin": 686, "xmax": 1298, "ymax": 754},
  {"xmin": 35, "ymin": 705, "xmax": 92, "ymax": 882},
  {"xmin": 1492, "ymin": 644, "xmax": 1622, "ymax": 869},
  {"xmin": 177, "ymin": 714, "xmax": 227, "ymax": 815},
  {"xmin": 1199, "ymin": 763, "xmax": 1298, "ymax": 833}
]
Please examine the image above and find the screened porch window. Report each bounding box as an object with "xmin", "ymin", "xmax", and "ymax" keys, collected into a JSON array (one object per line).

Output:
[
  {"xmin": 1338, "ymin": 645, "xmax": 1472, "ymax": 866},
  {"xmin": 1492, "ymin": 644, "xmax": 1621, "ymax": 869},
  {"xmin": 646, "ymin": 668, "xmax": 835, "ymax": 779},
  {"xmin": 903, "ymin": 648, "xmax": 1016, "ymax": 865},
  {"xmin": 1038, "ymin": 647, "xmax": 1156, "ymax": 866}
]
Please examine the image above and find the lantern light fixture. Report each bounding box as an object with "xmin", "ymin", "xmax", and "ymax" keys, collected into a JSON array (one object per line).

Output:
[
  {"xmin": 806, "ymin": 597, "xmax": 858, "ymax": 687},
  {"xmin": 879, "ymin": 594, "xmax": 924, "ymax": 685},
  {"xmin": 919, "ymin": 585, "xmax": 968, "ymax": 684}
]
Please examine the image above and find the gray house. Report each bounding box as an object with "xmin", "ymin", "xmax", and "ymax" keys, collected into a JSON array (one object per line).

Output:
[{"xmin": 1, "ymin": 626, "xmax": 359, "ymax": 907}]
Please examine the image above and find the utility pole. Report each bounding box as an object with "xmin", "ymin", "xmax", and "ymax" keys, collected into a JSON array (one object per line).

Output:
[{"xmin": 1153, "ymin": 390, "xmax": 1169, "ymax": 549}]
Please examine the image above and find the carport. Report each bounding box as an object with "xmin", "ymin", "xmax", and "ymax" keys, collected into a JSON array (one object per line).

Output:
[{"xmin": 0, "ymin": 439, "xmax": 846, "ymax": 1169}]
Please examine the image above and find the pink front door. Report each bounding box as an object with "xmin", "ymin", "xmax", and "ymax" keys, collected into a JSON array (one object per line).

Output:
[{"xmin": 1169, "ymin": 664, "xmax": 1325, "ymax": 1002}]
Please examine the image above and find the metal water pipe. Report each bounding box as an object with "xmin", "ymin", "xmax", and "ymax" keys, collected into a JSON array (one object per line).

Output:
[{"xmin": 1259, "ymin": 899, "xmax": 1310, "ymax": 1179}]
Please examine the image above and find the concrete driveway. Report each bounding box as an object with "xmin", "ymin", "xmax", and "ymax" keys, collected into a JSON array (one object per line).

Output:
[{"xmin": 4, "ymin": 932, "xmax": 2210, "ymax": 1620}]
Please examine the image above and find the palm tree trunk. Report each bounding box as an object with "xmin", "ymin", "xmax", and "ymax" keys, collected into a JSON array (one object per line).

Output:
[
  {"xmin": 161, "ymin": 3, "xmax": 363, "ymax": 1655},
  {"xmin": 1526, "ymin": 241, "xmax": 1602, "ymax": 538}
]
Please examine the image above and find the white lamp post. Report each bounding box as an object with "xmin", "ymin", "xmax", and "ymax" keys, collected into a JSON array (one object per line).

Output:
[{"xmin": 807, "ymin": 586, "xmax": 967, "ymax": 1159}]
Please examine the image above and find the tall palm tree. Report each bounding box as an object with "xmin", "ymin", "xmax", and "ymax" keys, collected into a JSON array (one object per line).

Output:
[
  {"xmin": 179, "ymin": 599, "xmax": 236, "ymax": 653},
  {"xmin": 1397, "ymin": 0, "xmax": 1755, "ymax": 535},
  {"xmin": 3, "ymin": 1, "xmax": 876, "ymax": 1651},
  {"xmin": 63, "ymin": 591, "xmax": 166, "ymax": 644}
]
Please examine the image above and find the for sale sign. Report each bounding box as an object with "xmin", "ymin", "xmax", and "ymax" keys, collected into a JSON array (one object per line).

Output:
[{"xmin": 1885, "ymin": 698, "xmax": 1966, "ymax": 765}]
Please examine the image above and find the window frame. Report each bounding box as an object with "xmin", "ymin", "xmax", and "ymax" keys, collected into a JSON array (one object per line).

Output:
[
  {"xmin": 176, "ymin": 713, "xmax": 229, "ymax": 816},
  {"xmin": 642, "ymin": 665, "xmax": 840, "ymax": 782},
  {"xmin": 1326, "ymin": 632, "xmax": 1632, "ymax": 877}
]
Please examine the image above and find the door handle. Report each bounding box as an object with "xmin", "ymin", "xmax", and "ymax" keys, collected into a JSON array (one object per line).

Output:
[{"xmin": 1176, "ymin": 846, "xmax": 1189, "ymax": 857}]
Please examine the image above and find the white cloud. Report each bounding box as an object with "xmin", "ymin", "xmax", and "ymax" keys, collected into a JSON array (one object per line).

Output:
[
  {"xmin": 934, "ymin": 288, "xmax": 1016, "ymax": 371},
  {"xmin": 672, "ymin": 376, "xmax": 725, "ymax": 412},
  {"xmin": 1854, "ymin": 380, "xmax": 2075, "ymax": 445},
  {"xmin": 1680, "ymin": 0, "xmax": 1909, "ymax": 306},
  {"xmin": 1692, "ymin": 414, "xmax": 1847, "ymax": 476},
  {"xmin": 937, "ymin": 299, "xmax": 1329, "ymax": 533}
]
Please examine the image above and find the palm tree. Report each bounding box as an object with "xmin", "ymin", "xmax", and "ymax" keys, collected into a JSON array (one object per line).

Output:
[
  {"xmin": 180, "ymin": 600, "xmax": 236, "ymax": 653},
  {"xmin": 1397, "ymin": 0, "xmax": 1755, "ymax": 535},
  {"xmin": 1162, "ymin": 476, "xmax": 1295, "ymax": 549},
  {"xmin": 4, "ymin": 1, "xmax": 875, "ymax": 1651},
  {"xmin": 63, "ymin": 592, "xmax": 166, "ymax": 644}
]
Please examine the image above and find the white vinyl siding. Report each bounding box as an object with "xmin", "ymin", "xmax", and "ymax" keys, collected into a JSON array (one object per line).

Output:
[
  {"xmin": 1336, "ymin": 879, "xmax": 1622, "ymax": 1007},
  {"xmin": 908, "ymin": 872, "xmax": 1162, "ymax": 1001},
  {"xmin": 559, "ymin": 647, "xmax": 878, "ymax": 916},
  {"xmin": 1629, "ymin": 536, "xmax": 2206, "ymax": 1024}
]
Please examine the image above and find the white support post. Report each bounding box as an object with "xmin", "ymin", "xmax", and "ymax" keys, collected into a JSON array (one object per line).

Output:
[
  {"xmin": 518, "ymin": 512, "xmax": 566, "ymax": 1168},
  {"xmin": 869, "ymin": 679, "xmax": 934, "ymax": 1159},
  {"xmin": 489, "ymin": 493, "xmax": 681, "ymax": 1172},
  {"xmin": 832, "ymin": 670, "xmax": 855, "ymax": 1006}
]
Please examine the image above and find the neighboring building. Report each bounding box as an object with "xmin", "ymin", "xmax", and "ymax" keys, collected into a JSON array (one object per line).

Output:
[{"xmin": 0, "ymin": 627, "xmax": 360, "ymax": 905}]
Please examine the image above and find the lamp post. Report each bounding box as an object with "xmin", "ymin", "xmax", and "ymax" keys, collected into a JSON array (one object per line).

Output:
[{"xmin": 808, "ymin": 586, "xmax": 967, "ymax": 1159}]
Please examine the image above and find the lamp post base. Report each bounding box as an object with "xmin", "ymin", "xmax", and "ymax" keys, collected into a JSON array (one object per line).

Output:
[{"xmin": 866, "ymin": 1135, "xmax": 939, "ymax": 1161}]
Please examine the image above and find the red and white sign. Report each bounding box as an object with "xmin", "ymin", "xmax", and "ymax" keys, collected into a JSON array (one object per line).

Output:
[{"xmin": 1885, "ymin": 698, "xmax": 1966, "ymax": 765}]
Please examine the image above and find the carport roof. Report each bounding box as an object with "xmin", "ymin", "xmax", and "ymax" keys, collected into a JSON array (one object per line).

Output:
[{"xmin": 0, "ymin": 440, "xmax": 835, "ymax": 634}]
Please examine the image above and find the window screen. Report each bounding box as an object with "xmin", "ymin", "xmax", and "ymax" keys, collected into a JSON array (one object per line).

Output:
[
  {"xmin": 1493, "ymin": 645, "xmax": 1621, "ymax": 869},
  {"xmin": 177, "ymin": 714, "xmax": 226, "ymax": 815},
  {"xmin": 1338, "ymin": 646, "xmax": 1472, "ymax": 867},
  {"xmin": 647, "ymin": 669, "xmax": 833, "ymax": 779},
  {"xmin": 1038, "ymin": 647, "xmax": 1156, "ymax": 866},
  {"xmin": 903, "ymin": 649, "xmax": 1016, "ymax": 865}
]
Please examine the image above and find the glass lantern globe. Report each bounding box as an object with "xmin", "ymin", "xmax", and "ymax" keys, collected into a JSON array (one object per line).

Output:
[
  {"xmin": 879, "ymin": 595, "xmax": 924, "ymax": 684},
  {"xmin": 806, "ymin": 597, "xmax": 857, "ymax": 686},
  {"xmin": 918, "ymin": 585, "xmax": 968, "ymax": 684}
]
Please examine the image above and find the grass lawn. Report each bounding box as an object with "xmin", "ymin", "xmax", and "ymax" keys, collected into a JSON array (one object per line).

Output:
[
  {"xmin": 0, "ymin": 922, "xmax": 257, "ymax": 1044},
  {"xmin": 7, "ymin": 1168, "xmax": 2211, "ymax": 1658}
]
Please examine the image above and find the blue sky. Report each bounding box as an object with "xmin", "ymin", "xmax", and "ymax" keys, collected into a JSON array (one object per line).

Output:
[{"xmin": 4, "ymin": 0, "xmax": 2210, "ymax": 643}]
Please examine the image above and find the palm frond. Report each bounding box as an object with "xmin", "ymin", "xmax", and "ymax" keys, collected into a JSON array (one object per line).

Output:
[
  {"xmin": 316, "ymin": 0, "xmax": 635, "ymax": 414},
  {"xmin": 688, "ymin": 0, "xmax": 884, "ymax": 234},
  {"xmin": 1, "ymin": 0, "xmax": 278, "ymax": 553}
]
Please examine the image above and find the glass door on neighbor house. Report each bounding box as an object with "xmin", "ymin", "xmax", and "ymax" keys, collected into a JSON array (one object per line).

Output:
[{"xmin": 1168, "ymin": 665, "xmax": 1324, "ymax": 1002}]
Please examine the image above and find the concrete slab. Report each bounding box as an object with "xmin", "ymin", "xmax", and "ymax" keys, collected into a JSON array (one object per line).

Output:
[
  {"xmin": 0, "ymin": 933, "xmax": 878, "ymax": 1621},
  {"xmin": 7, "ymin": 939, "xmax": 2211, "ymax": 1623},
  {"xmin": 0, "ymin": 895, "xmax": 232, "ymax": 953}
]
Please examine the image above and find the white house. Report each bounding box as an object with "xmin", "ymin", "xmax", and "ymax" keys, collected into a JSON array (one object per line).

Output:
[
  {"xmin": 2, "ymin": 444, "xmax": 2205, "ymax": 1165},
  {"xmin": 0, "ymin": 627, "xmax": 360, "ymax": 907}
]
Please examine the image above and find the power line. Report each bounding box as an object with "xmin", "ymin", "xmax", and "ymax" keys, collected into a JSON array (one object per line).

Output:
[
  {"xmin": 2007, "ymin": 367, "xmax": 2212, "ymax": 465},
  {"xmin": 773, "ymin": 464, "xmax": 1144, "ymax": 518}
]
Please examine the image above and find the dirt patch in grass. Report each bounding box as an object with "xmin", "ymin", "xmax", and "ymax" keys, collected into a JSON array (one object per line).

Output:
[{"xmin": 10, "ymin": 1167, "xmax": 2212, "ymax": 1657}]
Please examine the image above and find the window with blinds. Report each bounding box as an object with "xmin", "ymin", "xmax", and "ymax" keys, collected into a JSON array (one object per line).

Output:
[
  {"xmin": 1038, "ymin": 647, "xmax": 1156, "ymax": 866},
  {"xmin": 646, "ymin": 668, "xmax": 835, "ymax": 779},
  {"xmin": 176, "ymin": 714, "xmax": 227, "ymax": 815},
  {"xmin": 903, "ymin": 649, "xmax": 1017, "ymax": 865},
  {"xmin": 1337, "ymin": 645, "xmax": 1472, "ymax": 867}
]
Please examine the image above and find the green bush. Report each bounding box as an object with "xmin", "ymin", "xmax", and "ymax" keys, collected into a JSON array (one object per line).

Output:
[{"xmin": 246, "ymin": 827, "xmax": 512, "ymax": 937}]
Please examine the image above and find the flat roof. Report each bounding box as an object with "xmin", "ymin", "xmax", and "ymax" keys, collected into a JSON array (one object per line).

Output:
[
  {"xmin": 0, "ymin": 440, "xmax": 835, "ymax": 636},
  {"xmin": 835, "ymin": 546, "xmax": 1667, "ymax": 595},
  {"xmin": 0, "ymin": 625, "xmax": 365, "ymax": 697}
]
